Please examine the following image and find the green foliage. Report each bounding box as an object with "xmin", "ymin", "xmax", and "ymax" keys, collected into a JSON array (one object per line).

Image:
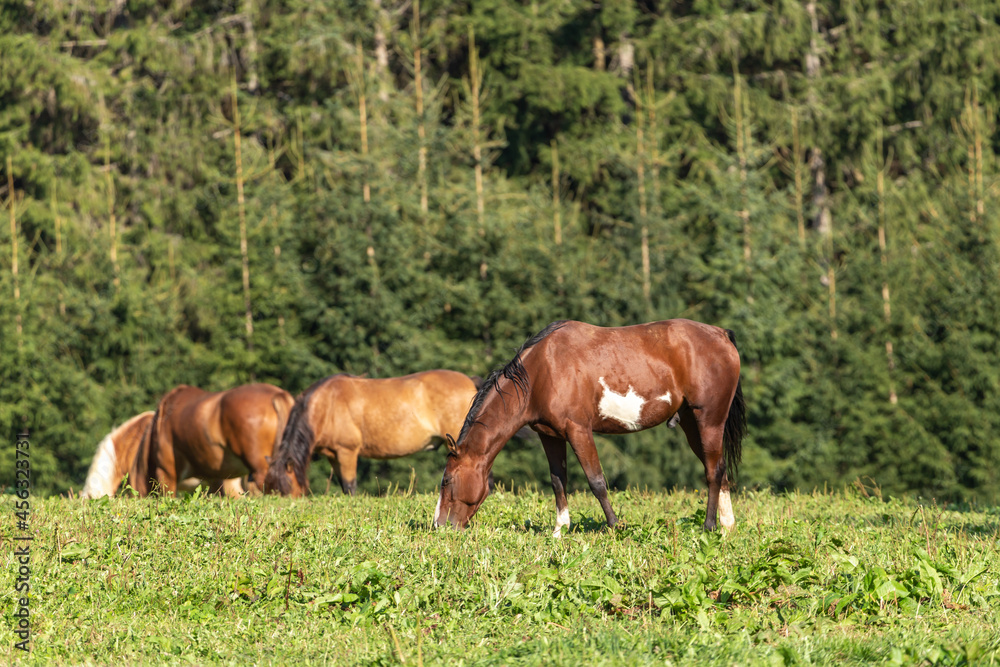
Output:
[{"xmin": 0, "ymin": 1, "xmax": 999, "ymax": 502}]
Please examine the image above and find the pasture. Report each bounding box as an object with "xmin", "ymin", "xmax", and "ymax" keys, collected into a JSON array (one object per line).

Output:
[{"xmin": 3, "ymin": 486, "xmax": 999, "ymax": 665}]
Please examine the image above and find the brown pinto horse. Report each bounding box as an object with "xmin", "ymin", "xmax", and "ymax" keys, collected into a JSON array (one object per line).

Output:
[
  {"xmin": 80, "ymin": 412, "xmax": 246, "ymax": 498},
  {"xmin": 263, "ymin": 370, "xmax": 478, "ymax": 496},
  {"xmin": 434, "ymin": 319, "xmax": 746, "ymax": 535},
  {"xmin": 81, "ymin": 412, "xmax": 155, "ymax": 499},
  {"xmin": 129, "ymin": 383, "xmax": 294, "ymax": 496}
]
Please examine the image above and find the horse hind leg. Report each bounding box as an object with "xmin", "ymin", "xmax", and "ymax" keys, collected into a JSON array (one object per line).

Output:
[
  {"xmin": 679, "ymin": 410, "xmax": 729, "ymax": 532},
  {"xmin": 718, "ymin": 473, "xmax": 735, "ymax": 531},
  {"xmin": 539, "ymin": 434, "xmax": 571, "ymax": 537}
]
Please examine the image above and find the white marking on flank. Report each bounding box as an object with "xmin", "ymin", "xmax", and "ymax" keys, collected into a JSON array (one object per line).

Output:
[
  {"xmin": 656, "ymin": 392, "xmax": 672, "ymax": 404},
  {"xmin": 719, "ymin": 489, "xmax": 735, "ymax": 531},
  {"xmin": 552, "ymin": 507, "xmax": 571, "ymax": 538},
  {"xmin": 598, "ymin": 377, "xmax": 645, "ymax": 431},
  {"xmin": 80, "ymin": 433, "xmax": 118, "ymax": 499}
]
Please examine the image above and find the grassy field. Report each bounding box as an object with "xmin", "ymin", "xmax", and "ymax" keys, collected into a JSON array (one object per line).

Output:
[{"xmin": 2, "ymin": 485, "xmax": 999, "ymax": 665}]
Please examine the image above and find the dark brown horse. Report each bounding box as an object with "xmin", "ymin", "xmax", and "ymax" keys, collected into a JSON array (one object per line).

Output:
[
  {"xmin": 434, "ymin": 319, "xmax": 746, "ymax": 534},
  {"xmin": 129, "ymin": 383, "xmax": 294, "ymax": 496},
  {"xmin": 263, "ymin": 370, "xmax": 479, "ymax": 496}
]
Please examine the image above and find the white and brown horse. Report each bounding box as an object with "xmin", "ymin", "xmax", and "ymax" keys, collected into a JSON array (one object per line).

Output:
[
  {"xmin": 434, "ymin": 319, "xmax": 746, "ymax": 535},
  {"xmin": 81, "ymin": 412, "xmax": 246, "ymax": 498},
  {"xmin": 264, "ymin": 370, "xmax": 480, "ymax": 496},
  {"xmin": 129, "ymin": 383, "xmax": 294, "ymax": 496}
]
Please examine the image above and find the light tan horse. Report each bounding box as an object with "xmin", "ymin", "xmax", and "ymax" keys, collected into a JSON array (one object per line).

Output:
[
  {"xmin": 129, "ymin": 383, "xmax": 294, "ymax": 497},
  {"xmin": 263, "ymin": 370, "xmax": 478, "ymax": 496},
  {"xmin": 80, "ymin": 412, "xmax": 246, "ymax": 498}
]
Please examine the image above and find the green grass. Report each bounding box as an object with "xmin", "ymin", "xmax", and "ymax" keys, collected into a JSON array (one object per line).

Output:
[{"xmin": 3, "ymin": 486, "xmax": 999, "ymax": 665}]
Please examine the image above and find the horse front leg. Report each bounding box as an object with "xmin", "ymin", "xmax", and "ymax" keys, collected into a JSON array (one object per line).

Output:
[
  {"xmin": 539, "ymin": 434, "xmax": 571, "ymax": 537},
  {"xmin": 335, "ymin": 448, "xmax": 359, "ymax": 495},
  {"xmin": 565, "ymin": 424, "xmax": 618, "ymax": 529}
]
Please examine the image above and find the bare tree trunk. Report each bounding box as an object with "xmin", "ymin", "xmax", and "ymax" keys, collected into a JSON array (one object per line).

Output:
[
  {"xmin": 469, "ymin": 26, "xmax": 485, "ymax": 238},
  {"xmin": 373, "ymin": 0, "xmax": 390, "ymax": 102},
  {"xmin": 616, "ymin": 33, "xmax": 633, "ymax": 78},
  {"xmin": 231, "ymin": 73, "xmax": 254, "ymax": 353},
  {"xmin": 353, "ymin": 41, "xmax": 380, "ymax": 294},
  {"xmin": 168, "ymin": 238, "xmax": 176, "ymax": 283},
  {"xmin": 51, "ymin": 183, "xmax": 66, "ymax": 316},
  {"xmin": 468, "ymin": 26, "xmax": 487, "ymax": 280},
  {"xmin": 294, "ymin": 110, "xmax": 307, "ymax": 182},
  {"xmin": 959, "ymin": 86, "xmax": 985, "ymax": 225},
  {"xmin": 6, "ymin": 156, "xmax": 22, "ymax": 349},
  {"xmin": 806, "ymin": 1, "xmax": 831, "ymax": 236},
  {"xmin": 551, "ymin": 140, "xmax": 561, "ymax": 246},
  {"xmin": 635, "ymin": 69, "xmax": 651, "ymax": 312},
  {"xmin": 593, "ymin": 36, "xmax": 605, "ymax": 71},
  {"xmin": 356, "ymin": 42, "xmax": 371, "ymax": 207},
  {"xmin": 791, "ymin": 107, "xmax": 806, "ymax": 245},
  {"xmin": 827, "ymin": 227, "xmax": 837, "ymax": 341},
  {"xmin": 239, "ymin": 1, "xmax": 259, "ymax": 92},
  {"xmin": 105, "ymin": 136, "xmax": 120, "ymax": 290},
  {"xmin": 551, "ymin": 140, "xmax": 564, "ymax": 294},
  {"xmin": 876, "ymin": 128, "xmax": 896, "ymax": 405},
  {"xmin": 732, "ymin": 55, "xmax": 752, "ymax": 302},
  {"xmin": 413, "ymin": 0, "xmax": 428, "ymax": 216},
  {"xmin": 646, "ymin": 64, "xmax": 666, "ymax": 315}
]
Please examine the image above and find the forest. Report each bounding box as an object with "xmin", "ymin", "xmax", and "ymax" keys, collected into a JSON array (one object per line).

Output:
[{"xmin": 1, "ymin": 0, "xmax": 998, "ymax": 502}]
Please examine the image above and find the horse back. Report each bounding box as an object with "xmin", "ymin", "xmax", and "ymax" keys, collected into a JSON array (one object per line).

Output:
[
  {"xmin": 311, "ymin": 370, "xmax": 476, "ymax": 457},
  {"xmin": 526, "ymin": 319, "xmax": 740, "ymax": 433},
  {"xmin": 217, "ymin": 383, "xmax": 292, "ymax": 459}
]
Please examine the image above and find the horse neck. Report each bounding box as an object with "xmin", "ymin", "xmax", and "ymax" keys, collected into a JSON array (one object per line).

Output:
[{"xmin": 461, "ymin": 390, "xmax": 529, "ymax": 468}]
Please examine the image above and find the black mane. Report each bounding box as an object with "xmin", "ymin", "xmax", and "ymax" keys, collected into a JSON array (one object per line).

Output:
[
  {"xmin": 266, "ymin": 373, "xmax": 353, "ymax": 493},
  {"xmin": 455, "ymin": 321, "xmax": 568, "ymax": 447}
]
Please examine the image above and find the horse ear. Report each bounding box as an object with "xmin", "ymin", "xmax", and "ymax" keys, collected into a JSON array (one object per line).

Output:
[{"xmin": 445, "ymin": 434, "xmax": 458, "ymax": 455}]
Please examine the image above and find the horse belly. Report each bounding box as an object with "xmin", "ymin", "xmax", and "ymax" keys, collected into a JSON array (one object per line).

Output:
[
  {"xmin": 360, "ymin": 435, "xmax": 433, "ymax": 459},
  {"xmin": 185, "ymin": 441, "xmax": 249, "ymax": 479},
  {"xmin": 591, "ymin": 377, "xmax": 680, "ymax": 434},
  {"xmin": 358, "ymin": 408, "xmax": 437, "ymax": 459},
  {"xmin": 214, "ymin": 448, "xmax": 251, "ymax": 478}
]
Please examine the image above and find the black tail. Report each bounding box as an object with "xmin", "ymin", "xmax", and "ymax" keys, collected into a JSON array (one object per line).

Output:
[
  {"xmin": 723, "ymin": 330, "xmax": 747, "ymax": 484},
  {"xmin": 265, "ymin": 394, "xmax": 315, "ymax": 495}
]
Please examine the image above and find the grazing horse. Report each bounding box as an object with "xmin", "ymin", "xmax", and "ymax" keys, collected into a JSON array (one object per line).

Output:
[
  {"xmin": 263, "ymin": 370, "xmax": 479, "ymax": 496},
  {"xmin": 434, "ymin": 319, "xmax": 746, "ymax": 535},
  {"xmin": 81, "ymin": 412, "xmax": 155, "ymax": 499},
  {"xmin": 81, "ymin": 412, "xmax": 246, "ymax": 498},
  {"xmin": 129, "ymin": 383, "xmax": 294, "ymax": 497}
]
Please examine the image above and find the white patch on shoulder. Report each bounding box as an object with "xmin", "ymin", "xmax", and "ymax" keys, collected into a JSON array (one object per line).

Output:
[
  {"xmin": 81, "ymin": 433, "xmax": 119, "ymax": 499},
  {"xmin": 656, "ymin": 392, "xmax": 672, "ymax": 404},
  {"xmin": 719, "ymin": 489, "xmax": 735, "ymax": 531},
  {"xmin": 598, "ymin": 377, "xmax": 645, "ymax": 431},
  {"xmin": 552, "ymin": 507, "xmax": 571, "ymax": 538}
]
